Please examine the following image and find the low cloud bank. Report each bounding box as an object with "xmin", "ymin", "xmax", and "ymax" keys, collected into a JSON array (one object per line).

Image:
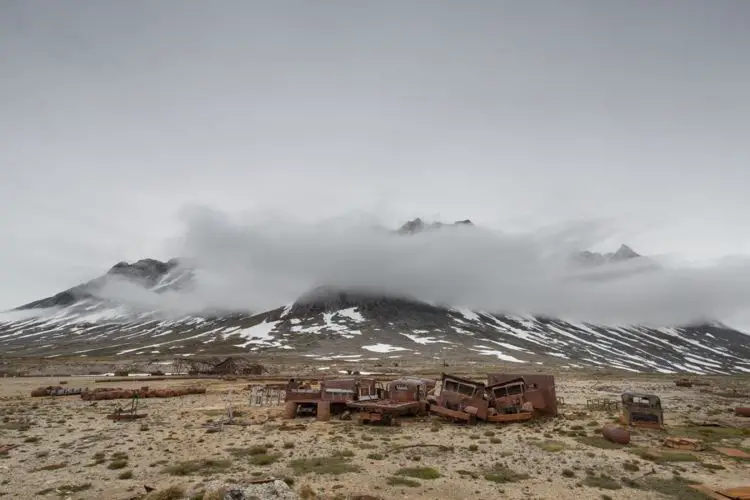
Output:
[{"xmin": 21, "ymin": 206, "xmax": 750, "ymax": 328}]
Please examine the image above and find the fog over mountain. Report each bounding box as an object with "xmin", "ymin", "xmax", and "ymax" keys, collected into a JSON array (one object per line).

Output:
[{"xmin": 11, "ymin": 210, "xmax": 750, "ymax": 330}]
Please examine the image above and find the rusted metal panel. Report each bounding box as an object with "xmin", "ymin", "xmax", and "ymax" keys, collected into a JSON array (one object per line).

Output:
[
  {"xmin": 690, "ymin": 484, "xmax": 750, "ymax": 499},
  {"xmin": 430, "ymin": 373, "xmax": 488, "ymax": 423}
]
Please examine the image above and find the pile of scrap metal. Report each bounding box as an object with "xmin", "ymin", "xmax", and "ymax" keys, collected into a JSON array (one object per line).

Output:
[
  {"xmin": 347, "ymin": 377, "xmax": 436, "ymax": 425},
  {"xmin": 30, "ymin": 386, "xmax": 87, "ymax": 397},
  {"xmin": 620, "ymin": 392, "xmax": 664, "ymax": 429},
  {"xmin": 173, "ymin": 356, "xmax": 267, "ymax": 376},
  {"xmin": 429, "ymin": 372, "xmax": 558, "ymax": 425},
  {"xmin": 284, "ymin": 377, "xmax": 384, "ymax": 421},
  {"xmin": 81, "ymin": 386, "xmax": 206, "ymax": 401}
]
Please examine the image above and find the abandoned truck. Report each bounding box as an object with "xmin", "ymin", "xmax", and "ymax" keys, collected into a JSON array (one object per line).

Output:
[
  {"xmin": 429, "ymin": 373, "xmax": 489, "ymax": 423},
  {"xmin": 486, "ymin": 373, "xmax": 558, "ymax": 418},
  {"xmin": 430, "ymin": 372, "xmax": 557, "ymax": 424},
  {"xmin": 347, "ymin": 377, "xmax": 435, "ymax": 425},
  {"xmin": 284, "ymin": 377, "xmax": 383, "ymax": 421}
]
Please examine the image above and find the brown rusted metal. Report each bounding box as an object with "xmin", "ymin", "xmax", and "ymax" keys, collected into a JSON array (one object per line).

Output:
[
  {"xmin": 486, "ymin": 373, "xmax": 558, "ymax": 417},
  {"xmin": 735, "ymin": 407, "xmax": 750, "ymax": 417},
  {"xmin": 429, "ymin": 373, "xmax": 488, "ymax": 424},
  {"xmin": 663, "ymin": 437, "xmax": 703, "ymax": 450},
  {"xmin": 690, "ymin": 484, "xmax": 750, "ymax": 499},
  {"xmin": 620, "ymin": 392, "xmax": 664, "ymax": 429},
  {"xmin": 81, "ymin": 386, "xmax": 205, "ymax": 401},
  {"xmin": 284, "ymin": 377, "xmax": 383, "ymax": 421},
  {"xmin": 348, "ymin": 378, "xmax": 433, "ymax": 425},
  {"xmin": 602, "ymin": 424, "xmax": 630, "ymax": 445}
]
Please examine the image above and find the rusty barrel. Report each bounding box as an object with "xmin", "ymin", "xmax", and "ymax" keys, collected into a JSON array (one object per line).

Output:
[
  {"xmin": 735, "ymin": 407, "xmax": 750, "ymax": 417},
  {"xmin": 602, "ymin": 424, "xmax": 630, "ymax": 445}
]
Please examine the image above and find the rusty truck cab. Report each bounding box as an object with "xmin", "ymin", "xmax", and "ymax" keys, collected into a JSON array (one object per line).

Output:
[
  {"xmin": 621, "ymin": 392, "xmax": 664, "ymax": 429},
  {"xmin": 430, "ymin": 373, "xmax": 488, "ymax": 423}
]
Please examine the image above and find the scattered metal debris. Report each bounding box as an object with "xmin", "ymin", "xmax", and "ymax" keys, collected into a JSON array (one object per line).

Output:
[
  {"xmin": 107, "ymin": 395, "xmax": 146, "ymax": 421},
  {"xmin": 31, "ymin": 386, "xmax": 87, "ymax": 397},
  {"xmin": 690, "ymin": 483, "xmax": 750, "ymax": 499},
  {"xmin": 82, "ymin": 386, "xmax": 206, "ymax": 401},
  {"xmin": 621, "ymin": 392, "xmax": 664, "ymax": 429},
  {"xmin": 586, "ymin": 398, "xmax": 620, "ymax": 411},
  {"xmin": 663, "ymin": 437, "xmax": 704, "ymax": 451}
]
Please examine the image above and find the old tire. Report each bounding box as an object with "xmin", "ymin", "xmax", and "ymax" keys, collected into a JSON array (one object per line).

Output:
[
  {"xmin": 602, "ymin": 424, "xmax": 630, "ymax": 445},
  {"xmin": 284, "ymin": 401, "xmax": 298, "ymax": 419},
  {"xmin": 317, "ymin": 401, "xmax": 331, "ymax": 421}
]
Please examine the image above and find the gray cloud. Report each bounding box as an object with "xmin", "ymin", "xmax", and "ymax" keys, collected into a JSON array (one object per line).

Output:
[
  {"xmin": 81, "ymin": 207, "xmax": 750, "ymax": 329},
  {"xmin": 1, "ymin": 1, "xmax": 750, "ymax": 310}
]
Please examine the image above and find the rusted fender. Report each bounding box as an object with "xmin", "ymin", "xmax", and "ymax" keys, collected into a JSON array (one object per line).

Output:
[{"xmin": 602, "ymin": 424, "xmax": 630, "ymax": 445}]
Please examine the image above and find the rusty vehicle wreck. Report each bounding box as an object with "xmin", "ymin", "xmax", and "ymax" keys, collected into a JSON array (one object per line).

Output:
[
  {"xmin": 283, "ymin": 377, "xmax": 383, "ymax": 421},
  {"xmin": 347, "ymin": 377, "xmax": 435, "ymax": 425},
  {"xmin": 429, "ymin": 372, "xmax": 558, "ymax": 424}
]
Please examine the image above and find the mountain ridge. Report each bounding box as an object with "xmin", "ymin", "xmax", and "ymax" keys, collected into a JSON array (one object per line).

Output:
[{"xmin": 3, "ymin": 217, "xmax": 748, "ymax": 375}]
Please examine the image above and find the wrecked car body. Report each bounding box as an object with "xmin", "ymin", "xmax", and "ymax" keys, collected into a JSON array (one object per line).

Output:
[
  {"xmin": 487, "ymin": 373, "xmax": 558, "ymax": 418},
  {"xmin": 429, "ymin": 373, "xmax": 489, "ymax": 424},
  {"xmin": 620, "ymin": 392, "xmax": 664, "ymax": 429},
  {"xmin": 284, "ymin": 377, "xmax": 383, "ymax": 421},
  {"xmin": 347, "ymin": 377, "xmax": 434, "ymax": 425}
]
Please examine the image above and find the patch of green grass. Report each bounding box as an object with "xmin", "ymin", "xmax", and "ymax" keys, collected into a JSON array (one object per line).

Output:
[
  {"xmin": 35, "ymin": 462, "xmax": 67, "ymax": 471},
  {"xmin": 54, "ymin": 483, "xmax": 92, "ymax": 495},
  {"xmin": 23, "ymin": 436, "xmax": 40, "ymax": 443},
  {"xmin": 701, "ymin": 462, "xmax": 725, "ymax": 470},
  {"xmin": 562, "ymin": 468, "xmax": 575, "ymax": 478},
  {"xmin": 484, "ymin": 463, "xmax": 530, "ymax": 483},
  {"xmin": 624, "ymin": 476, "xmax": 704, "ymax": 499},
  {"xmin": 532, "ymin": 440, "xmax": 566, "ymax": 452},
  {"xmin": 387, "ymin": 476, "xmax": 420, "ymax": 487},
  {"xmin": 118, "ymin": 470, "xmax": 133, "ymax": 479},
  {"xmin": 289, "ymin": 456, "xmax": 360, "ymax": 476},
  {"xmin": 583, "ymin": 474, "xmax": 621, "ymax": 490},
  {"xmin": 366, "ymin": 453, "xmax": 384, "ymax": 460},
  {"xmin": 577, "ymin": 436, "xmax": 627, "ymax": 450},
  {"xmin": 249, "ymin": 453, "xmax": 281, "ymax": 466},
  {"xmin": 489, "ymin": 437, "xmax": 502, "ymax": 444},
  {"xmin": 163, "ymin": 458, "xmax": 232, "ymax": 476},
  {"xmin": 622, "ymin": 461, "xmax": 639, "ymax": 472},
  {"xmin": 630, "ymin": 449, "xmax": 699, "ymax": 463},
  {"xmin": 668, "ymin": 425, "xmax": 749, "ymax": 444},
  {"xmin": 394, "ymin": 467, "xmax": 441, "ymax": 480},
  {"xmin": 107, "ymin": 459, "xmax": 128, "ymax": 470},
  {"xmin": 226, "ymin": 445, "xmax": 268, "ymax": 457}
]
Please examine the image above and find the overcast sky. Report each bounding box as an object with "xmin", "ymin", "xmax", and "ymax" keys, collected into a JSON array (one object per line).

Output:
[{"xmin": 1, "ymin": 0, "xmax": 749, "ymax": 309}]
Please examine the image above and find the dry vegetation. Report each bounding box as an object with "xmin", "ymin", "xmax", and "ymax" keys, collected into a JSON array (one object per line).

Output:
[{"xmin": 0, "ymin": 363, "xmax": 748, "ymax": 499}]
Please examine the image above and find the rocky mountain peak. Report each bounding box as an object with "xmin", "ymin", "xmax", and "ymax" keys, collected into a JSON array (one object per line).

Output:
[{"xmin": 397, "ymin": 217, "xmax": 474, "ymax": 235}]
